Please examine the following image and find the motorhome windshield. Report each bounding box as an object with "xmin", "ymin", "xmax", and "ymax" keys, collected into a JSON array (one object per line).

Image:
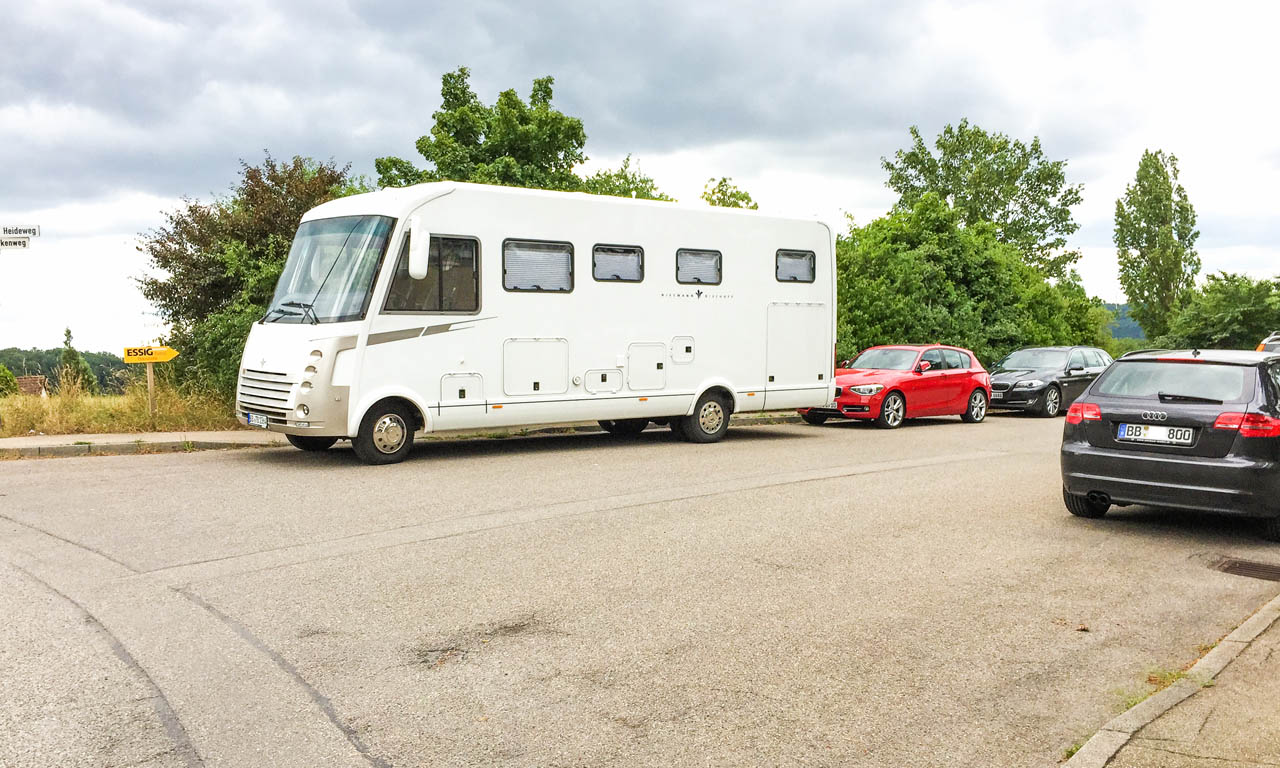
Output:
[{"xmin": 263, "ymin": 215, "xmax": 395, "ymax": 324}]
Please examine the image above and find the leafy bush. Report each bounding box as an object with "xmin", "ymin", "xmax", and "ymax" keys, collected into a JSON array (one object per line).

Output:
[
  {"xmin": 0, "ymin": 364, "xmax": 16, "ymax": 396},
  {"xmin": 1156, "ymin": 272, "xmax": 1280, "ymax": 350},
  {"xmin": 836, "ymin": 194, "xmax": 1111, "ymax": 366}
]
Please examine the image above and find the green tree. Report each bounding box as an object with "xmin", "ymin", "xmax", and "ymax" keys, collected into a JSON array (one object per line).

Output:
[
  {"xmin": 835, "ymin": 195, "xmax": 1109, "ymax": 365},
  {"xmin": 138, "ymin": 154, "xmax": 369, "ymax": 398},
  {"xmin": 1157, "ymin": 272, "xmax": 1280, "ymax": 349},
  {"xmin": 59, "ymin": 328, "xmax": 100, "ymax": 394},
  {"xmin": 376, "ymin": 67, "xmax": 586, "ymax": 191},
  {"xmin": 582, "ymin": 155, "xmax": 673, "ymax": 201},
  {"xmin": 1114, "ymin": 149, "xmax": 1200, "ymax": 339},
  {"xmin": 881, "ymin": 120, "xmax": 1084, "ymax": 276},
  {"xmin": 0, "ymin": 363, "xmax": 16, "ymax": 396},
  {"xmin": 701, "ymin": 177, "xmax": 758, "ymax": 209}
]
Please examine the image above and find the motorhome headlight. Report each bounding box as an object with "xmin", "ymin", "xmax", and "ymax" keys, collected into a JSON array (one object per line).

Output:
[
  {"xmin": 1014, "ymin": 379, "xmax": 1044, "ymax": 389},
  {"xmin": 295, "ymin": 404, "xmax": 310, "ymax": 418},
  {"xmin": 850, "ymin": 384, "xmax": 884, "ymax": 396}
]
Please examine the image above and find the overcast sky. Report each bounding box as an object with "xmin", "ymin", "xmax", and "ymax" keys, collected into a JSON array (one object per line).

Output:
[{"xmin": 2, "ymin": 0, "xmax": 1277, "ymax": 353}]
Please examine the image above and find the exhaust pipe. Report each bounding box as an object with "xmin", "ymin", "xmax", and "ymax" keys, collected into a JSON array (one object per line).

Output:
[{"xmin": 1087, "ymin": 491, "xmax": 1112, "ymax": 507}]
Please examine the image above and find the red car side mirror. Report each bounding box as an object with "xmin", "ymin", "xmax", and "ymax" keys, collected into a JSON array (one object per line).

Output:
[{"xmin": 916, "ymin": 360, "xmax": 932, "ymax": 374}]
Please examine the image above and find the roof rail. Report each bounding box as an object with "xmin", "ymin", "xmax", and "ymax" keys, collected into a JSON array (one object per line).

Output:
[{"xmin": 1118, "ymin": 348, "xmax": 1169, "ymax": 358}]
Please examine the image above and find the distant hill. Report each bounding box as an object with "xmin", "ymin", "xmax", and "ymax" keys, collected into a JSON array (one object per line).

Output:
[
  {"xmin": 1105, "ymin": 303, "xmax": 1145, "ymax": 340},
  {"xmin": 0, "ymin": 347, "xmax": 128, "ymax": 393}
]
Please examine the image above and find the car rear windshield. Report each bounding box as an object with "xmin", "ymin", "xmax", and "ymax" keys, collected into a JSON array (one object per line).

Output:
[{"xmin": 1094, "ymin": 361, "xmax": 1254, "ymax": 402}]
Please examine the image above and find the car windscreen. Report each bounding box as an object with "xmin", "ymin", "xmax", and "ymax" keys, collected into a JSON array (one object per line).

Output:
[
  {"xmin": 850, "ymin": 348, "xmax": 918, "ymax": 371},
  {"xmin": 998, "ymin": 349, "xmax": 1067, "ymax": 369},
  {"xmin": 1093, "ymin": 361, "xmax": 1254, "ymax": 402}
]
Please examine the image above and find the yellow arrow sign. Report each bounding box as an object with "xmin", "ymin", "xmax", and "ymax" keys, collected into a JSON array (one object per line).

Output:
[{"xmin": 123, "ymin": 346, "xmax": 180, "ymax": 364}]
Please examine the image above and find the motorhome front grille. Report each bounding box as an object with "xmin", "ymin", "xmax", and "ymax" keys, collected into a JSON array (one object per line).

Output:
[{"xmin": 237, "ymin": 369, "xmax": 294, "ymax": 416}]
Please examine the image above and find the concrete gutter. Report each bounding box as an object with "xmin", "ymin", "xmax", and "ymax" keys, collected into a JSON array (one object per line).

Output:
[
  {"xmin": 0, "ymin": 412, "xmax": 805, "ymax": 459},
  {"xmin": 1065, "ymin": 590, "xmax": 1280, "ymax": 767}
]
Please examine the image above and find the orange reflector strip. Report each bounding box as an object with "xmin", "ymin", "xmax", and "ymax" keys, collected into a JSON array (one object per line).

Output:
[
  {"xmin": 492, "ymin": 405, "xmax": 503, "ymax": 409},
  {"xmin": 747, "ymin": 392, "xmax": 756, "ymax": 396},
  {"xmin": 638, "ymin": 397, "xmax": 648, "ymax": 401}
]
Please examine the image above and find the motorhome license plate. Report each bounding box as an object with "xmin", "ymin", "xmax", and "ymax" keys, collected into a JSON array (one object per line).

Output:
[
  {"xmin": 1117, "ymin": 423, "xmax": 1193, "ymax": 445},
  {"xmin": 247, "ymin": 413, "xmax": 269, "ymax": 429}
]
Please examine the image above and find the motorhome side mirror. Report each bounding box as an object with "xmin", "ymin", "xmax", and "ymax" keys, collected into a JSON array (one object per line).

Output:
[{"xmin": 407, "ymin": 216, "xmax": 429, "ymax": 280}]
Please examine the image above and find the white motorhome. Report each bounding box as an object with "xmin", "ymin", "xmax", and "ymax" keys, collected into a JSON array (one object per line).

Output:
[{"xmin": 237, "ymin": 182, "xmax": 836, "ymax": 463}]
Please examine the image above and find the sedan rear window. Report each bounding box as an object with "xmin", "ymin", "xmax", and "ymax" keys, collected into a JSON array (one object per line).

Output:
[{"xmin": 1094, "ymin": 361, "xmax": 1253, "ymax": 402}]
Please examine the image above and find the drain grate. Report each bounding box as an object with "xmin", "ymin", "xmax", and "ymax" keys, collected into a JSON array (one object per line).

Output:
[{"xmin": 1214, "ymin": 557, "xmax": 1280, "ymax": 582}]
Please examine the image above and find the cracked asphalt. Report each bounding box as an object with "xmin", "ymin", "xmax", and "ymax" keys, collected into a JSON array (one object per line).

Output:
[{"xmin": 1, "ymin": 415, "xmax": 1278, "ymax": 767}]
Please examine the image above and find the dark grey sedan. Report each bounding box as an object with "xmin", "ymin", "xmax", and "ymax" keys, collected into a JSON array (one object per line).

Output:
[
  {"xmin": 989, "ymin": 346, "xmax": 1113, "ymax": 417},
  {"xmin": 1061, "ymin": 349, "xmax": 1280, "ymax": 541}
]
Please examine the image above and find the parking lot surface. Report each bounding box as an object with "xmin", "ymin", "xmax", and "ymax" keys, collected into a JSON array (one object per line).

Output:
[{"xmin": 1, "ymin": 414, "xmax": 1277, "ymax": 767}]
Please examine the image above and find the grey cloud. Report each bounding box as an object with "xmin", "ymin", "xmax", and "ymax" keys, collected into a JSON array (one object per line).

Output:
[{"xmin": 5, "ymin": 0, "xmax": 1147, "ymax": 211}]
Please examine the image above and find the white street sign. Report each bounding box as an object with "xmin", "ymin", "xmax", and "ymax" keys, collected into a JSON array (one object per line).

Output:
[
  {"xmin": 0, "ymin": 237, "xmax": 30, "ymax": 249},
  {"xmin": 2, "ymin": 225, "xmax": 39, "ymax": 237}
]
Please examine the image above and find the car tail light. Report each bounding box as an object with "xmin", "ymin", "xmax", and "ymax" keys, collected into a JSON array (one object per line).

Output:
[
  {"xmin": 1065, "ymin": 402, "xmax": 1101, "ymax": 424},
  {"xmin": 1213, "ymin": 412, "xmax": 1280, "ymax": 437}
]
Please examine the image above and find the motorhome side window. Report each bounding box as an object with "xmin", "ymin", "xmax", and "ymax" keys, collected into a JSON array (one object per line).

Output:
[
  {"xmin": 776, "ymin": 249, "xmax": 815, "ymax": 282},
  {"xmin": 676, "ymin": 249, "xmax": 722, "ymax": 285},
  {"xmin": 503, "ymin": 239, "xmax": 573, "ymax": 292},
  {"xmin": 384, "ymin": 234, "xmax": 479, "ymax": 313},
  {"xmin": 593, "ymin": 245, "xmax": 643, "ymax": 282}
]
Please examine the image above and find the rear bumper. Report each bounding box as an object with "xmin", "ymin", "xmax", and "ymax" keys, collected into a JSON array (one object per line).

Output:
[{"xmin": 1061, "ymin": 441, "xmax": 1280, "ymax": 518}]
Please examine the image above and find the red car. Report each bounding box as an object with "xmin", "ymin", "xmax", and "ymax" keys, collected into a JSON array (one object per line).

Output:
[{"xmin": 799, "ymin": 345, "xmax": 992, "ymax": 428}]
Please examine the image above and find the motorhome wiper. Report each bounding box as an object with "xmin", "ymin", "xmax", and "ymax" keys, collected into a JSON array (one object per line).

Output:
[
  {"xmin": 1157, "ymin": 391, "xmax": 1223, "ymax": 404},
  {"xmin": 260, "ymin": 306, "xmax": 302, "ymax": 323},
  {"xmin": 281, "ymin": 301, "xmax": 318, "ymax": 324}
]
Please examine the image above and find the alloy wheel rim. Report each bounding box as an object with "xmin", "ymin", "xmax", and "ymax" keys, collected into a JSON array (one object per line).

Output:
[
  {"xmin": 372, "ymin": 414, "xmax": 408, "ymax": 454},
  {"xmin": 1046, "ymin": 388, "xmax": 1060, "ymax": 415},
  {"xmin": 698, "ymin": 401, "xmax": 725, "ymax": 434},
  {"xmin": 885, "ymin": 396, "xmax": 903, "ymax": 426},
  {"xmin": 971, "ymin": 392, "xmax": 987, "ymax": 420}
]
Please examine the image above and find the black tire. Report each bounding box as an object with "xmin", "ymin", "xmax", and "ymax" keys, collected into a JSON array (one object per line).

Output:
[
  {"xmin": 352, "ymin": 400, "xmax": 416, "ymax": 465},
  {"xmin": 1038, "ymin": 385, "xmax": 1064, "ymax": 418},
  {"xmin": 800, "ymin": 411, "xmax": 829, "ymax": 426},
  {"xmin": 599, "ymin": 418, "xmax": 648, "ymax": 436},
  {"xmin": 1261, "ymin": 517, "xmax": 1280, "ymax": 543},
  {"xmin": 286, "ymin": 434, "xmax": 338, "ymax": 452},
  {"xmin": 874, "ymin": 391, "xmax": 905, "ymax": 429},
  {"xmin": 1063, "ymin": 487, "xmax": 1110, "ymax": 519},
  {"xmin": 669, "ymin": 419, "xmax": 688, "ymax": 440},
  {"xmin": 961, "ymin": 389, "xmax": 988, "ymax": 423},
  {"xmin": 678, "ymin": 391, "xmax": 732, "ymax": 443}
]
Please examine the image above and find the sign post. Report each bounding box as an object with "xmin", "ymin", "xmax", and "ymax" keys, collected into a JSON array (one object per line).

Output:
[
  {"xmin": 122, "ymin": 346, "xmax": 180, "ymax": 427},
  {"xmin": 1, "ymin": 226, "xmax": 40, "ymax": 252}
]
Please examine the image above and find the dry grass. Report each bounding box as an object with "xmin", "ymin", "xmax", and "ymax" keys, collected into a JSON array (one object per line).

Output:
[{"xmin": 0, "ymin": 370, "xmax": 240, "ymax": 437}]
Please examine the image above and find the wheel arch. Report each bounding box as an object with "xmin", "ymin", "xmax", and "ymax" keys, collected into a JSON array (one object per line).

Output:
[
  {"xmin": 686, "ymin": 380, "xmax": 737, "ymax": 416},
  {"xmin": 348, "ymin": 388, "xmax": 430, "ymax": 437}
]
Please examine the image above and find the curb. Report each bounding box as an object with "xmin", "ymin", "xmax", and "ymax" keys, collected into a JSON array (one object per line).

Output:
[
  {"xmin": 1064, "ymin": 590, "xmax": 1280, "ymax": 767},
  {"xmin": 0, "ymin": 414, "xmax": 806, "ymax": 460}
]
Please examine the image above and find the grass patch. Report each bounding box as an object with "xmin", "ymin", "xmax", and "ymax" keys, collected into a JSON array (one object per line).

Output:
[
  {"xmin": 1116, "ymin": 665, "xmax": 1191, "ymax": 711},
  {"xmin": 1063, "ymin": 741, "xmax": 1083, "ymax": 760},
  {"xmin": 0, "ymin": 373, "xmax": 239, "ymax": 437}
]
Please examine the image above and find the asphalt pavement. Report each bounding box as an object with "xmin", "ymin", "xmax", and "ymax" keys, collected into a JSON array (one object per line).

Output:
[{"xmin": 1, "ymin": 413, "xmax": 1277, "ymax": 767}]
